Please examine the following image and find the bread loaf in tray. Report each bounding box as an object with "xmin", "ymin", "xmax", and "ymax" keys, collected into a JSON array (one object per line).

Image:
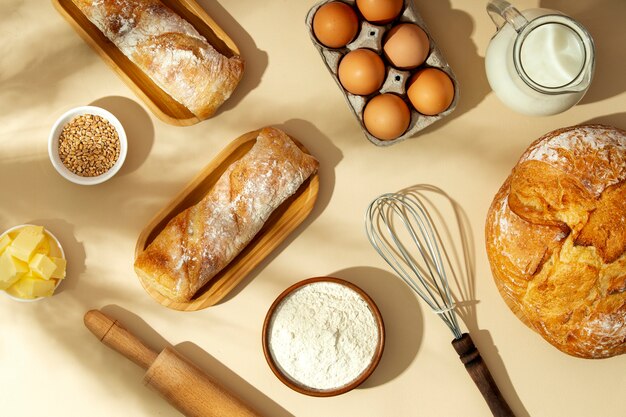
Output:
[
  {"xmin": 486, "ymin": 125, "xmax": 626, "ymax": 358},
  {"xmin": 134, "ymin": 127, "xmax": 319, "ymax": 302},
  {"xmin": 72, "ymin": 0, "xmax": 244, "ymax": 118}
]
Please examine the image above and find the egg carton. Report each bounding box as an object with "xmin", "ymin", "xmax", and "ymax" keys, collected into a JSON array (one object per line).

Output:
[{"xmin": 305, "ymin": 0, "xmax": 459, "ymax": 146}]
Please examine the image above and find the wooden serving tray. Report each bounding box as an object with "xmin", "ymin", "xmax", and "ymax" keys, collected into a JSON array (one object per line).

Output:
[
  {"xmin": 52, "ymin": 0, "xmax": 241, "ymax": 126},
  {"xmin": 134, "ymin": 130, "xmax": 320, "ymax": 311}
]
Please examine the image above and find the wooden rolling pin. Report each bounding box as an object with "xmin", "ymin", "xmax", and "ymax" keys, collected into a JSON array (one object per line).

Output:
[{"xmin": 84, "ymin": 310, "xmax": 263, "ymax": 417}]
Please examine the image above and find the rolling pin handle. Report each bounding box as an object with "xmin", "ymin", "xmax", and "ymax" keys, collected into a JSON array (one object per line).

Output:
[{"xmin": 84, "ymin": 310, "xmax": 159, "ymax": 370}]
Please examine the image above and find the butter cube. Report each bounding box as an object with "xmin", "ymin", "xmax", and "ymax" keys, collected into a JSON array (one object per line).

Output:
[
  {"xmin": 0, "ymin": 234, "xmax": 12, "ymax": 255},
  {"xmin": 32, "ymin": 278, "xmax": 55, "ymax": 298},
  {"xmin": 29, "ymin": 254, "xmax": 57, "ymax": 280},
  {"xmin": 20, "ymin": 225, "xmax": 43, "ymax": 233},
  {"xmin": 0, "ymin": 252, "xmax": 29, "ymax": 290},
  {"xmin": 4, "ymin": 274, "xmax": 35, "ymax": 298},
  {"xmin": 34, "ymin": 236, "xmax": 51, "ymax": 255},
  {"xmin": 5, "ymin": 280, "xmax": 26, "ymax": 298},
  {"xmin": 49, "ymin": 257, "xmax": 66, "ymax": 279},
  {"xmin": 6, "ymin": 275, "xmax": 55, "ymax": 299},
  {"xmin": 7, "ymin": 227, "xmax": 44, "ymax": 262}
]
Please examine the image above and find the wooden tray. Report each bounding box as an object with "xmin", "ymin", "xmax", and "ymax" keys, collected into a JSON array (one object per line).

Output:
[
  {"xmin": 134, "ymin": 130, "xmax": 320, "ymax": 311},
  {"xmin": 52, "ymin": 0, "xmax": 241, "ymax": 126}
]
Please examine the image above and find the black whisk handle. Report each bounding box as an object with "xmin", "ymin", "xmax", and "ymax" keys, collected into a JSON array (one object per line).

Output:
[{"xmin": 452, "ymin": 333, "xmax": 515, "ymax": 417}]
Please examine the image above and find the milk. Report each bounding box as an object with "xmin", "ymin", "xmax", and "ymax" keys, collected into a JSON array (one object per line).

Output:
[
  {"xmin": 520, "ymin": 23, "xmax": 585, "ymax": 88},
  {"xmin": 485, "ymin": 10, "xmax": 589, "ymax": 116}
]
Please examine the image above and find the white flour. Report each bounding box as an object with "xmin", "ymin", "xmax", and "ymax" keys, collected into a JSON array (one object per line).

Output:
[{"xmin": 268, "ymin": 282, "xmax": 380, "ymax": 390}]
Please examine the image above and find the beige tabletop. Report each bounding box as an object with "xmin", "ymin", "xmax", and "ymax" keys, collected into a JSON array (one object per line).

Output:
[{"xmin": 1, "ymin": 0, "xmax": 625, "ymax": 416}]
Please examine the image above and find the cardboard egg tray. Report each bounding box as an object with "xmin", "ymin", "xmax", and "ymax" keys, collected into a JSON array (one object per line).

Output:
[{"xmin": 306, "ymin": 0, "xmax": 459, "ymax": 146}]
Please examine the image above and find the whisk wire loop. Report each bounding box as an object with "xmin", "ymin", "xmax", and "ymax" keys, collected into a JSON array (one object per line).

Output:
[
  {"xmin": 385, "ymin": 199, "xmax": 446, "ymax": 311},
  {"xmin": 403, "ymin": 196, "xmax": 460, "ymax": 329},
  {"xmin": 366, "ymin": 193, "xmax": 462, "ymax": 339}
]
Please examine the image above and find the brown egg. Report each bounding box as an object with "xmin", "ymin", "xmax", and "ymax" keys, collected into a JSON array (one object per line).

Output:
[
  {"xmin": 363, "ymin": 94, "xmax": 411, "ymax": 140},
  {"xmin": 338, "ymin": 49, "xmax": 386, "ymax": 96},
  {"xmin": 313, "ymin": 2, "xmax": 360, "ymax": 48},
  {"xmin": 407, "ymin": 68, "xmax": 455, "ymax": 115},
  {"xmin": 356, "ymin": 0, "xmax": 404, "ymax": 25},
  {"xmin": 383, "ymin": 24, "xmax": 430, "ymax": 69}
]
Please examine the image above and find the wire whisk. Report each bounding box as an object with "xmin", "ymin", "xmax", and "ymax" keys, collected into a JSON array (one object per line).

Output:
[
  {"xmin": 366, "ymin": 192, "xmax": 462, "ymax": 339},
  {"xmin": 365, "ymin": 191, "xmax": 515, "ymax": 417}
]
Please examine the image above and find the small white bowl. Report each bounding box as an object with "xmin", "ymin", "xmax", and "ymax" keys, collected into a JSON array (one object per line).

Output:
[
  {"xmin": 48, "ymin": 106, "xmax": 127, "ymax": 185},
  {"xmin": 1, "ymin": 224, "xmax": 66, "ymax": 303}
]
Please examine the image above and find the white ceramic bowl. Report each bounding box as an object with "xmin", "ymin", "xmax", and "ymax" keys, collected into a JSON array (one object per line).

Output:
[
  {"xmin": 48, "ymin": 106, "xmax": 127, "ymax": 185},
  {"xmin": 0, "ymin": 224, "xmax": 66, "ymax": 302}
]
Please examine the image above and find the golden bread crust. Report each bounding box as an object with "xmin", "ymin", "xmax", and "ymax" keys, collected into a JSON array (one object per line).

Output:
[
  {"xmin": 134, "ymin": 127, "xmax": 319, "ymax": 302},
  {"xmin": 486, "ymin": 124, "xmax": 626, "ymax": 358},
  {"xmin": 73, "ymin": 0, "xmax": 244, "ymax": 118}
]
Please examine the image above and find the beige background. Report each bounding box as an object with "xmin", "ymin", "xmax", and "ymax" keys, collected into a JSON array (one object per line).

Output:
[{"xmin": 1, "ymin": 0, "xmax": 625, "ymax": 416}]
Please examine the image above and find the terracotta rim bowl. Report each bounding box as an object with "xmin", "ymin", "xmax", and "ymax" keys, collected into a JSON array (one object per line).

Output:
[{"xmin": 262, "ymin": 276, "xmax": 385, "ymax": 397}]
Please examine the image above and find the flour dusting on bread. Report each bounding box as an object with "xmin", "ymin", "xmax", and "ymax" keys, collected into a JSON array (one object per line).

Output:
[
  {"xmin": 522, "ymin": 125, "xmax": 626, "ymax": 197},
  {"xmin": 134, "ymin": 128, "xmax": 319, "ymax": 302},
  {"xmin": 486, "ymin": 124, "xmax": 626, "ymax": 358},
  {"xmin": 73, "ymin": 0, "xmax": 244, "ymax": 118}
]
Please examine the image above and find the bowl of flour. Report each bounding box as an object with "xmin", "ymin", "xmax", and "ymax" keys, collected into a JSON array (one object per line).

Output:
[{"xmin": 262, "ymin": 277, "xmax": 385, "ymax": 396}]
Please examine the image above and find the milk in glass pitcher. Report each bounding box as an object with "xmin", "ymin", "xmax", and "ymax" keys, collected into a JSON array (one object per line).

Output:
[{"xmin": 485, "ymin": 0, "xmax": 595, "ymax": 116}]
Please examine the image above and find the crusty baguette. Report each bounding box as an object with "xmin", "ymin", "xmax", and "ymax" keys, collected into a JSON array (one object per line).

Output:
[
  {"xmin": 72, "ymin": 0, "xmax": 244, "ymax": 118},
  {"xmin": 485, "ymin": 124, "xmax": 626, "ymax": 358},
  {"xmin": 134, "ymin": 127, "xmax": 319, "ymax": 302}
]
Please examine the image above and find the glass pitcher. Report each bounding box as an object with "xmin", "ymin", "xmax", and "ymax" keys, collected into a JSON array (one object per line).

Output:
[{"xmin": 484, "ymin": 0, "xmax": 595, "ymax": 116}]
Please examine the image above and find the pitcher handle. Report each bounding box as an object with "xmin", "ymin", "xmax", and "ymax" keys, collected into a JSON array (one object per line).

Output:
[{"xmin": 487, "ymin": 0, "xmax": 528, "ymax": 32}]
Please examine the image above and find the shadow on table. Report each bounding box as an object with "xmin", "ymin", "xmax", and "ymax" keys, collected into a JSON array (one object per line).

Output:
[
  {"xmin": 583, "ymin": 112, "xmax": 626, "ymax": 129},
  {"xmin": 178, "ymin": 342, "xmax": 294, "ymax": 417},
  {"xmin": 278, "ymin": 118, "xmax": 342, "ymax": 226},
  {"xmin": 330, "ymin": 266, "xmax": 424, "ymax": 389},
  {"xmin": 90, "ymin": 96, "xmax": 154, "ymax": 176},
  {"xmin": 414, "ymin": 0, "xmax": 490, "ymax": 134},
  {"xmin": 196, "ymin": 0, "xmax": 269, "ymax": 115},
  {"xmin": 99, "ymin": 305, "xmax": 293, "ymax": 417},
  {"xmin": 17, "ymin": 280, "xmax": 158, "ymax": 414},
  {"xmin": 0, "ymin": 21, "xmax": 98, "ymax": 122}
]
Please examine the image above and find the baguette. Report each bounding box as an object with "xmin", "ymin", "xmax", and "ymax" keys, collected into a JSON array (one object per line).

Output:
[
  {"xmin": 134, "ymin": 127, "xmax": 319, "ymax": 302},
  {"xmin": 72, "ymin": 0, "xmax": 244, "ymax": 118}
]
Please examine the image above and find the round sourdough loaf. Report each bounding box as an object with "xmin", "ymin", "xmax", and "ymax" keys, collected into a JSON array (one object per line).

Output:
[{"xmin": 486, "ymin": 124, "xmax": 626, "ymax": 358}]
